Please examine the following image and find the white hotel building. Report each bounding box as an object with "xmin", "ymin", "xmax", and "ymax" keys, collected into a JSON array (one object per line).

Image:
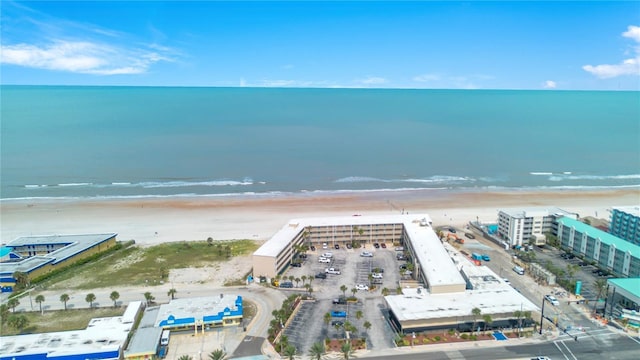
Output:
[{"xmin": 497, "ymin": 207, "xmax": 578, "ymax": 248}]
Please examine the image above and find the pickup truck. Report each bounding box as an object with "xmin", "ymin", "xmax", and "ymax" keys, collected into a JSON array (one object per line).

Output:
[
  {"xmin": 325, "ymin": 267, "xmax": 341, "ymax": 275},
  {"xmin": 471, "ymin": 253, "xmax": 483, "ymax": 261}
]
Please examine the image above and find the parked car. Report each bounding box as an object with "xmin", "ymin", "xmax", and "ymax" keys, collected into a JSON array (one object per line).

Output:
[
  {"xmin": 331, "ymin": 320, "xmax": 344, "ymax": 326},
  {"xmin": 481, "ymin": 254, "xmax": 491, "ymax": 261},
  {"xmin": 325, "ymin": 267, "xmax": 341, "ymax": 275},
  {"xmin": 319, "ymin": 257, "xmax": 331, "ymax": 263},
  {"xmin": 290, "ymin": 261, "xmax": 302, "ymax": 267},
  {"xmin": 310, "ymin": 245, "xmax": 316, "ymax": 251},
  {"xmin": 322, "ymin": 252, "xmax": 333, "ymax": 258},
  {"xmin": 331, "ymin": 310, "xmax": 347, "ymax": 318},
  {"xmin": 464, "ymin": 233, "xmax": 475, "ymax": 239},
  {"xmin": 530, "ymin": 357, "xmax": 551, "ymax": 360},
  {"xmin": 332, "ymin": 297, "xmax": 346, "ymax": 304},
  {"xmin": 346, "ymin": 243, "xmax": 352, "ymax": 249},
  {"xmin": 513, "ymin": 266, "xmax": 525, "ymax": 275},
  {"xmin": 544, "ymin": 294, "xmax": 560, "ymax": 306},
  {"xmin": 372, "ymin": 273, "xmax": 383, "ymax": 279},
  {"xmin": 355, "ymin": 284, "xmax": 369, "ymax": 291},
  {"xmin": 322, "ymin": 243, "xmax": 328, "ymax": 249},
  {"xmin": 449, "ymin": 228, "xmax": 456, "ymax": 233},
  {"xmin": 360, "ymin": 251, "xmax": 373, "ymax": 257},
  {"xmin": 380, "ymin": 243, "xmax": 387, "ymax": 248},
  {"xmin": 279, "ymin": 282, "xmax": 294, "ymax": 288},
  {"xmin": 315, "ymin": 272, "xmax": 327, "ymax": 279},
  {"xmin": 373, "ymin": 243, "xmax": 380, "ymax": 249},
  {"xmin": 503, "ymin": 278, "xmax": 511, "ymax": 285},
  {"xmin": 334, "ymin": 244, "xmax": 340, "ymax": 250},
  {"xmin": 396, "ymin": 254, "xmax": 407, "ymax": 260},
  {"xmin": 395, "ymin": 246, "xmax": 404, "ymax": 252}
]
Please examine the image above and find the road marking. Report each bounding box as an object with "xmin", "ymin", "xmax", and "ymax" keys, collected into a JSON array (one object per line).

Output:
[
  {"xmin": 554, "ymin": 340, "xmax": 578, "ymax": 360},
  {"xmin": 626, "ymin": 333, "xmax": 640, "ymax": 345},
  {"xmin": 445, "ymin": 350, "xmax": 464, "ymax": 359}
]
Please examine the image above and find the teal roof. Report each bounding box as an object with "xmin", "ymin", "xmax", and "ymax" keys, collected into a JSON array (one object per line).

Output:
[
  {"xmin": 558, "ymin": 217, "xmax": 640, "ymax": 258},
  {"xmin": 0, "ymin": 247, "xmax": 11, "ymax": 257},
  {"xmin": 607, "ymin": 278, "xmax": 640, "ymax": 299}
]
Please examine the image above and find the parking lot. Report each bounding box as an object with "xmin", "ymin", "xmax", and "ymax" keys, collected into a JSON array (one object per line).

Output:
[{"xmin": 279, "ymin": 244, "xmax": 401, "ymax": 352}]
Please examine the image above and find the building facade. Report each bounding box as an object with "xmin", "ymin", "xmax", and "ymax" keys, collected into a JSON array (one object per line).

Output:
[
  {"xmin": 610, "ymin": 206, "xmax": 640, "ymax": 245},
  {"xmin": 497, "ymin": 207, "xmax": 577, "ymax": 248},
  {"xmin": 558, "ymin": 217, "xmax": 640, "ymax": 278}
]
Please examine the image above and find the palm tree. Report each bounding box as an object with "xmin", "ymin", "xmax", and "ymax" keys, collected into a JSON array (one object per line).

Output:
[
  {"xmin": 323, "ymin": 312, "xmax": 331, "ymax": 326},
  {"xmin": 340, "ymin": 342, "xmax": 355, "ymax": 360},
  {"xmin": 86, "ymin": 293, "xmax": 96, "ymax": 308},
  {"xmin": 513, "ymin": 310, "xmax": 522, "ymax": 336},
  {"xmin": 168, "ymin": 288, "xmax": 178, "ymax": 300},
  {"xmin": 283, "ymin": 344, "xmax": 297, "ymax": 360},
  {"xmin": 301, "ymin": 275, "xmax": 307, "ymax": 286},
  {"xmin": 295, "ymin": 277, "xmax": 301, "ymax": 287},
  {"xmin": 482, "ymin": 314, "xmax": 492, "ymax": 332},
  {"xmin": 340, "ymin": 285, "xmax": 348, "ymax": 298},
  {"xmin": 60, "ymin": 294, "xmax": 70, "ymax": 310},
  {"xmin": 208, "ymin": 349, "xmax": 226, "ymax": 360},
  {"xmin": 471, "ymin": 307, "xmax": 481, "ymax": 333},
  {"xmin": 593, "ymin": 278, "xmax": 608, "ymax": 314},
  {"xmin": 308, "ymin": 341, "xmax": 326, "ymax": 360},
  {"xmin": 110, "ymin": 291, "xmax": 120, "ymax": 307},
  {"xmin": 12, "ymin": 271, "xmax": 29, "ymax": 290},
  {"xmin": 396, "ymin": 286, "xmax": 403, "ymax": 295},
  {"xmin": 351, "ymin": 288, "xmax": 357, "ymax": 297},
  {"xmin": 363, "ymin": 321, "xmax": 372, "ymax": 334},
  {"xmin": 288, "ymin": 275, "xmax": 295, "ymax": 283},
  {"xmin": 355, "ymin": 310, "xmax": 363, "ymax": 321},
  {"xmin": 35, "ymin": 294, "xmax": 45, "ymax": 314},
  {"xmin": 178, "ymin": 356, "xmax": 193, "ymax": 360},
  {"xmin": 381, "ymin": 287, "xmax": 390, "ymax": 296},
  {"xmin": 144, "ymin": 292, "xmax": 155, "ymax": 305},
  {"xmin": 7, "ymin": 298, "xmax": 19, "ymax": 313}
]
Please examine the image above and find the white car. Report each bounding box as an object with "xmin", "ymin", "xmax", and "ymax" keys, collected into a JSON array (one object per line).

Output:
[
  {"xmin": 325, "ymin": 267, "xmax": 341, "ymax": 275},
  {"xmin": 360, "ymin": 251, "xmax": 373, "ymax": 257},
  {"xmin": 355, "ymin": 284, "xmax": 369, "ymax": 291},
  {"xmin": 544, "ymin": 294, "xmax": 560, "ymax": 306},
  {"xmin": 322, "ymin": 252, "xmax": 333, "ymax": 258},
  {"xmin": 318, "ymin": 257, "xmax": 331, "ymax": 263},
  {"xmin": 322, "ymin": 243, "xmax": 328, "ymax": 249},
  {"xmin": 372, "ymin": 273, "xmax": 383, "ymax": 279}
]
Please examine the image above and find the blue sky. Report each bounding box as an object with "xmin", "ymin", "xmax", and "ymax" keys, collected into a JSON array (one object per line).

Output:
[{"xmin": 1, "ymin": 1, "xmax": 639, "ymax": 90}]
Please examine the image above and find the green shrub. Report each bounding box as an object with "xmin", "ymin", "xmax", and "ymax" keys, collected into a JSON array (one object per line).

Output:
[
  {"xmin": 447, "ymin": 329, "xmax": 455, "ymax": 335},
  {"xmin": 422, "ymin": 337, "xmax": 430, "ymax": 344},
  {"xmin": 471, "ymin": 335, "xmax": 478, "ymax": 341},
  {"xmin": 460, "ymin": 333, "xmax": 469, "ymax": 340},
  {"xmin": 434, "ymin": 336, "xmax": 441, "ymax": 341}
]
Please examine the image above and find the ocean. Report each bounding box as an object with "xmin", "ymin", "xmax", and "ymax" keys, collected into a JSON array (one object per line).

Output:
[{"xmin": 1, "ymin": 86, "xmax": 639, "ymax": 200}]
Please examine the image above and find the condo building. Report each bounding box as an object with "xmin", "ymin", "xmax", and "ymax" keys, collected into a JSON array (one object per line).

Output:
[
  {"xmin": 609, "ymin": 206, "xmax": 640, "ymax": 246},
  {"xmin": 497, "ymin": 207, "xmax": 578, "ymax": 248}
]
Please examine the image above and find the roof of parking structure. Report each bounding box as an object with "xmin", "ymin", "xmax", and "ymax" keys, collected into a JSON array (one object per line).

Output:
[
  {"xmin": 253, "ymin": 214, "xmax": 433, "ymax": 257},
  {"xmin": 385, "ymin": 285, "xmax": 539, "ymax": 322}
]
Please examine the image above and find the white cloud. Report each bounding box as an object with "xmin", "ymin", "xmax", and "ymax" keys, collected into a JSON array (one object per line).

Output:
[
  {"xmin": 0, "ymin": 40, "xmax": 174, "ymax": 75},
  {"xmin": 413, "ymin": 73, "xmax": 440, "ymax": 82},
  {"xmin": 543, "ymin": 80, "xmax": 557, "ymax": 89},
  {"xmin": 583, "ymin": 25, "xmax": 640, "ymax": 79},
  {"xmin": 623, "ymin": 25, "xmax": 640, "ymax": 42},
  {"xmin": 358, "ymin": 76, "xmax": 387, "ymax": 85}
]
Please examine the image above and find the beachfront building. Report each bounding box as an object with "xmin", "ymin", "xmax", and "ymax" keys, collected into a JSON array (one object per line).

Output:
[
  {"xmin": 0, "ymin": 301, "xmax": 142, "ymax": 360},
  {"xmin": 497, "ymin": 207, "xmax": 578, "ymax": 248},
  {"xmin": 609, "ymin": 206, "xmax": 640, "ymax": 246},
  {"xmin": 0, "ymin": 233, "xmax": 117, "ymax": 291},
  {"xmin": 252, "ymin": 214, "xmax": 410, "ymax": 279},
  {"xmin": 255, "ymin": 214, "xmax": 539, "ymax": 332},
  {"xmin": 606, "ymin": 278, "xmax": 640, "ymax": 327},
  {"xmin": 558, "ymin": 217, "xmax": 640, "ymax": 278}
]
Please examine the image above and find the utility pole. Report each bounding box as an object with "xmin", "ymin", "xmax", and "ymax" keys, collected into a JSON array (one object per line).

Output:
[{"xmin": 539, "ymin": 297, "xmax": 546, "ymax": 335}]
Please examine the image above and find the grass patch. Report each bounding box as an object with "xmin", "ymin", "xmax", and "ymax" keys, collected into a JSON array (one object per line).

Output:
[
  {"xmin": 0, "ymin": 307, "xmax": 125, "ymax": 336},
  {"xmin": 42, "ymin": 239, "xmax": 259, "ymax": 290}
]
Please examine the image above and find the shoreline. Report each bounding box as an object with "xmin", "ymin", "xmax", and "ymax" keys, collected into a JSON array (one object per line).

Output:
[{"xmin": 1, "ymin": 187, "xmax": 638, "ymax": 246}]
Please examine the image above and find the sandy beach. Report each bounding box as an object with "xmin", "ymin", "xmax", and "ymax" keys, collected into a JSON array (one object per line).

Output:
[{"xmin": 1, "ymin": 188, "xmax": 638, "ymax": 246}]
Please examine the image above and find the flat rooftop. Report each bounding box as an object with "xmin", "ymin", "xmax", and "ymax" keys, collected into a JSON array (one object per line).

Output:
[
  {"xmin": 403, "ymin": 220, "xmax": 466, "ymax": 290},
  {"xmin": 0, "ymin": 233, "xmax": 117, "ymax": 275},
  {"xmin": 253, "ymin": 214, "xmax": 431, "ymax": 258},
  {"xmin": 499, "ymin": 207, "xmax": 577, "ymax": 219},
  {"xmin": 155, "ymin": 295, "xmax": 241, "ymax": 327},
  {"xmin": 386, "ymin": 284, "xmax": 538, "ymax": 322},
  {"xmin": 0, "ymin": 314, "xmax": 132, "ymax": 358},
  {"xmin": 612, "ymin": 206, "xmax": 640, "ymax": 217},
  {"xmin": 124, "ymin": 327, "xmax": 163, "ymax": 357},
  {"xmin": 607, "ymin": 278, "xmax": 640, "ymax": 303}
]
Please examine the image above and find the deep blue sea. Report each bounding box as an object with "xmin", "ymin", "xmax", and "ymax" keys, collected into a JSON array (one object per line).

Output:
[{"xmin": 1, "ymin": 86, "xmax": 639, "ymax": 200}]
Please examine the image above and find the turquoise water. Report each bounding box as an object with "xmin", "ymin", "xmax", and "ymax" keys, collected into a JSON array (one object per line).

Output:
[{"xmin": 1, "ymin": 86, "xmax": 639, "ymax": 199}]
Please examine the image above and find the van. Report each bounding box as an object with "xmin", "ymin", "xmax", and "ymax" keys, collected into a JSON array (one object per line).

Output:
[{"xmin": 513, "ymin": 266, "xmax": 525, "ymax": 275}]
